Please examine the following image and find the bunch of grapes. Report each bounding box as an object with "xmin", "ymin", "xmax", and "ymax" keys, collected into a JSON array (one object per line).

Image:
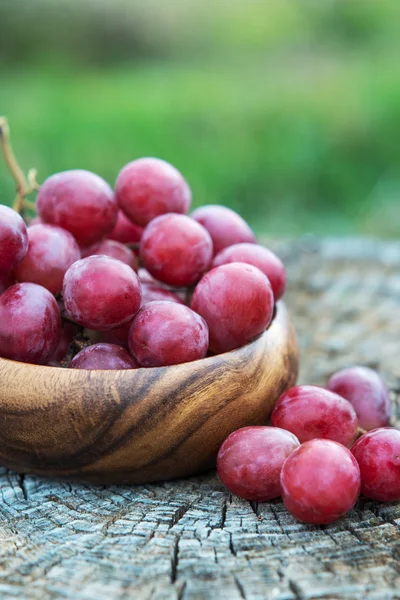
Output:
[
  {"xmin": 218, "ymin": 368, "xmax": 399, "ymax": 524},
  {"xmin": 0, "ymin": 157, "xmax": 286, "ymax": 369}
]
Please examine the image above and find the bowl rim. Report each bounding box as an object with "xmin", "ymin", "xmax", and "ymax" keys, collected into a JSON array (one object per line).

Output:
[{"xmin": 0, "ymin": 301, "xmax": 286, "ymax": 375}]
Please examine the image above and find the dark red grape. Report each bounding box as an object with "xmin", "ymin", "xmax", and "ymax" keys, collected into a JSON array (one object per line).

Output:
[
  {"xmin": 82, "ymin": 239, "xmax": 138, "ymax": 271},
  {"xmin": 63, "ymin": 255, "xmax": 141, "ymax": 331},
  {"xmin": 108, "ymin": 210, "xmax": 144, "ymax": 245},
  {"xmin": 281, "ymin": 439, "xmax": 361, "ymax": 524},
  {"xmin": 129, "ymin": 301, "xmax": 209, "ymax": 367},
  {"xmin": 191, "ymin": 205, "xmax": 256, "ymax": 255},
  {"xmin": 96, "ymin": 319, "xmax": 132, "ymax": 349},
  {"xmin": 0, "ymin": 272, "xmax": 14, "ymax": 295},
  {"xmin": 116, "ymin": 158, "xmax": 191, "ymax": 226},
  {"xmin": 327, "ymin": 367, "xmax": 391, "ymax": 431},
  {"xmin": 271, "ymin": 385, "xmax": 358, "ymax": 447},
  {"xmin": 14, "ymin": 224, "xmax": 80, "ymax": 294},
  {"xmin": 191, "ymin": 262, "xmax": 274, "ymax": 353},
  {"xmin": 0, "ymin": 205, "xmax": 28, "ymax": 274},
  {"xmin": 141, "ymin": 283, "xmax": 184, "ymax": 307},
  {"xmin": 212, "ymin": 243, "xmax": 286, "ymax": 300},
  {"xmin": 351, "ymin": 428, "xmax": 400, "ymax": 502},
  {"xmin": 140, "ymin": 214, "xmax": 213, "ymax": 287},
  {"xmin": 0, "ymin": 282, "xmax": 61, "ymax": 364},
  {"xmin": 47, "ymin": 321, "xmax": 79, "ymax": 366},
  {"xmin": 36, "ymin": 170, "xmax": 117, "ymax": 246},
  {"xmin": 70, "ymin": 343, "xmax": 138, "ymax": 370},
  {"xmin": 217, "ymin": 426, "xmax": 300, "ymax": 501}
]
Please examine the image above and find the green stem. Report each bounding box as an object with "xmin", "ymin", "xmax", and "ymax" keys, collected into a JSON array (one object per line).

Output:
[{"xmin": 0, "ymin": 117, "xmax": 39, "ymax": 215}]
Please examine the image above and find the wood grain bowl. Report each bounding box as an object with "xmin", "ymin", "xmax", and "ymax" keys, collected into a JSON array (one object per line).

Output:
[{"xmin": 0, "ymin": 301, "xmax": 298, "ymax": 484}]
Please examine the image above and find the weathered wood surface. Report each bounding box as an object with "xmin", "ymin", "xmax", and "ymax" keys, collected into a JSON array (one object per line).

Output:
[{"xmin": 0, "ymin": 237, "xmax": 399, "ymax": 600}]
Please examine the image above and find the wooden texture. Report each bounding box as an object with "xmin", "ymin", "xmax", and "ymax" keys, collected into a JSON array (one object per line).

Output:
[
  {"xmin": 0, "ymin": 302, "xmax": 297, "ymax": 484},
  {"xmin": 0, "ymin": 237, "xmax": 399, "ymax": 600}
]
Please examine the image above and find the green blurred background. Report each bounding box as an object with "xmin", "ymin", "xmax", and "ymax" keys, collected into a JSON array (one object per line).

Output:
[{"xmin": 1, "ymin": 0, "xmax": 399, "ymax": 236}]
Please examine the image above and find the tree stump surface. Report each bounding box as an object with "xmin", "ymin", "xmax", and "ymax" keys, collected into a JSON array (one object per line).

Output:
[{"xmin": 0, "ymin": 237, "xmax": 399, "ymax": 600}]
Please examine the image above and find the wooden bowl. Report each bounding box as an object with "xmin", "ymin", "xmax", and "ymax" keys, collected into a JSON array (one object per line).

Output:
[{"xmin": 0, "ymin": 302, "xmax": 298, "ymax": 484}]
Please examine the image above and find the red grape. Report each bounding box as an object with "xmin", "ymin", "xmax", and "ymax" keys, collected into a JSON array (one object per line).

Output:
[
  {"xmin": 191, "ymin": 262, "xmax": 274, "ymax": 353},
  {"xmin": 0, "ymin": 282, "xmax": 61, "ymax": 364},
  {"xmin": 82, "ymin": 239, "xmax": 138, "ymax": 271},
  {"xmin": 271, "ymin": 385, "xmax": 358, "ymax": 447},
  {"xmin": 281, "ymin": 439, "xmax": 361, "ymax": 524},
  {"xmin": 47, "ymin": 321, "xmax": 79, "ymax": 366},
  {"xmin": 63, "ymin": 255, "xmax": 141, "ymax": 331},
  {"xmin": 212, "ymin": 243, "xmax": 286, "ymax": 300},
  {"xmin": 141, "ymin": 283, "xmax": 184, "ymax": 307},
  {"xmin": 327, "ymin": 367, "xmax": 391, "ymax": 431},
  {"xmin": 0, "ymin": 272, "xmax": 14, "ymax": 295},
  {"xmin": 217, "ymin": 426, "xmax": 300, "ymax": 501},
  {"xmin": 96, "ymin": 319, "xmax": 132, "ymax": 349},
  {"xmin": 191, "ymin": 205, "xmax": 256, "ymax": 255},
  {"xmin": 14, "ymin": 224, "xmax": 80, "ymax": 294},
  {"xmin": 36, "ymin": 170, "xmax": 117, "ymax": 246},
  {"xmin": 108, "ymin": 210, "xmax": 144, "ymax": 245},
  {"xmin": 351, "ymin": 428, "xmax": 400, "ymax": 502},
  {"xmin": 116, "ymin": 158, "xmax": 191, "ymax": 227},
  {"xmin": 70, "ymin": 343, "xmax": 138, "ymax": 370},
  {"xmin": 140, "ymin": 214, "xmax": 213, "ymax": 287},
  {"xmin": 129, "ymin": 301, "xmax": 209, "ymax": 367},
  {"xmin": 0, "ymin": 205, "xmax": 28, "ymax": 274}
]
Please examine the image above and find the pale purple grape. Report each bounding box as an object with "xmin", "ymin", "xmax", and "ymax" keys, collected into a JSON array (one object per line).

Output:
[
  {"xmin": 212, "ymin": 243, "xmax": 286, "ymax": 300},
  {"xmin": 0, "ymin": 282, "xmax": 61, "ymax": 364},
  {"xmin": 0, "ymin": 205, "xmax": 28, "ymax": 274},
  {"xmin": 191, "ymin": 205, "xmax": 256, "ymax": 255},
  {"xmin": 351, "ymin": 428, "xmax": 400, "ymax": 502},
  {"xmin": 191, "ymin": 263, "xmax": 274, "ymax": 353},
  {"xmin": 217, "ymin": 426, "xmax": 300, "ymax": 501},
  {"xmin": 141, "ymin": 283, "xmax": 184, "ymax": 307},
  {"xmin": 63, "ymin": 255, "xmax": 141, "ymax": 331},
  {"xmin": 37, "ymin": 170, "xmax": 118, "ymax": 246},
  {"xmin": 281, "ymin": 440, "xmax": 361, "ymax": 524},
  {"xmin": 70, "ymin": 343, "xmax": 138, "ymax": 370},
  {"xmin": 108, "ymin": 210, "xmax": 144, "ymax": 245},
  {"xmin": 14, "ymin": 224, "xmax": 80, "ymax": 294},
  {"xmin": 271, "ymin": 385, "xmax": 358, "ymax": 447},
  {"xmin": 327, "ymin": 367, "xmax": 391, "ymax": 430},
  {"xmin": 82, "ymin": 239, "xmax": 138, "ymax": 271},
  {"xmin": 116, "ymin": 158, "xmax": 191, "ymax": 226},
  {"xmin": 129, "ymin": 301, "xmax": 209, "ymax": 367},
  {"xmin": 140, "ymin": 214, "xmax": 213, "ymax": 287}
]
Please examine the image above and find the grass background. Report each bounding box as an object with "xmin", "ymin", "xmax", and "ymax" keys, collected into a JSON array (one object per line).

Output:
[{"xmin": 1, "ymin": 0, "xmax": 399, "ymax": 237}]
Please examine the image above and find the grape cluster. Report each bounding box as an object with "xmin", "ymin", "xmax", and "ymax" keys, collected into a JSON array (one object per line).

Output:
[
  {"xmin": 0, "ymin": 157, "xmax": 286, "ymax": 369},
  {"xmin": 218, "ymin": 368, "xmax": 399, "ymax": 524}
]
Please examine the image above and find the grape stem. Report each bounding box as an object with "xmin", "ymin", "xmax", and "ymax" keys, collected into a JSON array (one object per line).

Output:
[
  {"xmin": 0, "ymin": 116, "xmax": 39, "ymax": 215},
  {"xmin": 356, "ymin": 426, "xmax": 367, "ymax": 439}
]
